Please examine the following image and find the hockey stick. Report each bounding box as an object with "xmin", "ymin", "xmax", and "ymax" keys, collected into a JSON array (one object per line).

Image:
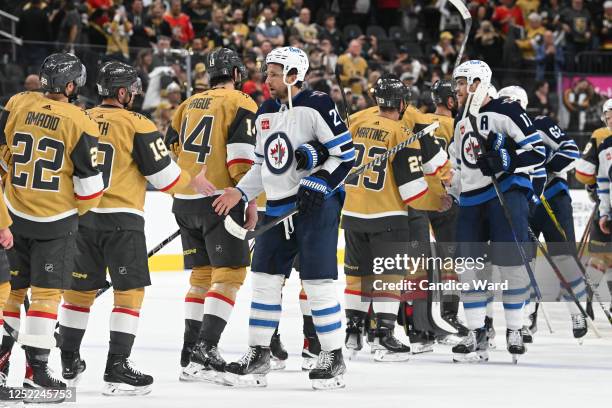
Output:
[
  {"xmin": 225, "ymin": 122, "xmax": 440, "ymax": 240},
  {"xmin": 334, "ymin": 65, "xmax": 351, "ymax": 128},
  {"xmin": 526, "ymin": 226, "xmax": 602, "ymax": 338},
  {"xmin": 578, "ymin": 205, "xmax": 596, "ymax": 259},
  {"xmin": 539, "ymin": 195, "xmax": 612, "ymax": 326},
  {"xmin": 448, "ymin": 0, "xmax": 472, "ymax": 68}
]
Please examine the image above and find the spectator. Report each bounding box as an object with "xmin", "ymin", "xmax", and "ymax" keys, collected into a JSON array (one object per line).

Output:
[
  {"xmin": 165, "ymin": 82, "xmax": 183, "ymax": 110},
  {"xmin": 17, "ymin": 0, "xmax": 51, "ymax": 74},
  {"xmin": 535, "ymin": 30, "xmax": 562, "ymax": 87},
  {"xmin": 105, "ymin": 7, "xmax": 132, "ymax": 61},
  {"xmin": 164, "ymin": 0, "xmax": 195, "ymax": 45},
  {"xmin": 204, "ymin": 8, "xmax": 225, "ymax": 47},
  {"xmin": 516, "ymin": 12, "xmax": 546, "ymax": 89},
  {"xmin": 516, "ymin": 0, "xmax": 540, "ymax": 22},
  {"xmin": 337, "ymin": 39, "xmax": 369, "ymax": 95},
  {"xmin": 563, "ymin": 78, "xmax": 596, "ymax": 132},
  {"xmin": 146, "ymin": 2, "xmax": 173, "ymax": 43},
  {"xmin": 560, "ymin": 0, "xmax": 593, "ymax": 71},
  {"xmin": 600, "ymin": 1, "xmax": 612, "ymax": 50},
  {"xmin": 473, "ymin": 20, "xmax": 504, "ymax": 69},
  {"xmin": 375, "ymin": 0, "xmax": 401, "ymax": 29},
  {"xmin": 430, "ymin": 31, "xmax": 457, "ymax": 75},
  {"xmin": 319, "ymin": 38, "xmax": 339, "ymax": 77},
  {"xmin": 134, "ymin": 48, "xmax": 153, "ymax": 92},
  {"xmin": 492, "ymin": 0, "xmax": 525, "ymax": 34},
  {"xmin": 186, "ymin": 0, "xmax": 213, "ymax": 37},
  {"xmin": 23, "ymin": 74, "xmax": 41, "ymax": 91},
  {"xmin": 151, "ymin": 36, "xmax": 172, "ymax": 69},
  {"xmin": 529, "ymin": 80, "xmax": 556, "ymax": 119},
  {"xmin": 255, "ymin": 7, "xmax": 285, "ymax": 46},
  {"xmin": 540, "ymin": 0, "xmax": 563, "ymax": 31},
  {"xmin": 57, "ymin": 0, "xmax": 82, "ymax": 53},
  {"xmin": 318, "ymin": 13, "xmax": 344, "ymax": 52},
  {"xmin": 242, "ymin": 70, "xmax": 270, "ymax": 100},
  {"xmin": 128, "ymin": 0, "xmax": 151, "ymax": 53},
  {"xmin": 258, "ymin": 40, "xmax": 274, "ymax": 60},
  {"xmin": 191, "ymin": 38, "xmax": 208, "ymax": 66},
  {"xmin": 153, "ymin": 100, "xmax": 174, "ymax": 135},
  {"xmin": 292, "ymin": 8, "xmax": 319, "ymax": 48},
  {"xmin": 232, "ymin": 9, "xmax": 249, "ymax": 38},
  {"xmin": 193, "ymin": 78, "xmax": 208, "ymax": 93},
  {"xmin": 400, "ymin": 72, "xmax": 420, "ymax": 106},
  {"xmin": 284, "ymin": 0, "xmax": 303, "ymax": 22}
]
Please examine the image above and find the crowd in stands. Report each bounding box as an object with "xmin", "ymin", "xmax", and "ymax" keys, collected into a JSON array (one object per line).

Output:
[{"xmin": 0, "ymin": 0, "xmax": 611, "ymax": 135}]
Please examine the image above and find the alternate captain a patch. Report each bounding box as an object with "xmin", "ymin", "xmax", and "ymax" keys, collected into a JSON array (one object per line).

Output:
[{"xmin": 264, "ymin": 131, "xmax": 293, "ymax": 174}]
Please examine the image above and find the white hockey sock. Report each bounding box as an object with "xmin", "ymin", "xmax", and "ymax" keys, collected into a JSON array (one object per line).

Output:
[
  {"xmin": 551, "ymin": 255, "xmax": 587, "ymax": 315},
  {"xmin": 184, "ymin": 296, "xmax": 204, "ymax": 322},
  {"xmin": 344, "ymin": 288, "xmax": 371, "ymax": 314},
  {"xmin": 24, "ymin": 309, "xmax": 57, "ymax": 342},
  {"xmin": 248, "ymin": 272, "xmax": 284, "ymax": 347},
  {"xmin": 2, "ymin": 310, "xmax": 19, "ymax": 343},
  {"xmin": 109, "ymin": 308, "xmax": 139, "ymax": 338},
  {"xmin": 372, "ymin": 296, "xmax": 400, "ymax": 320},
  {"xmin": 500, "ymin": 265, "xmax": 530, "ymax": 330},
  {"xmin": 299, "ymin": 291, "xmax": 311, "ymax": 317},
  {"xmin": 460, "ymin": 266, "xmax": 488, "ymax": 330},
  {"xmin": 59, "ymin": 303, "xmax": 91, "ymax": 332},
  {"xmin": 303, "ymin": 279, "xmax": 343, "ymax": 351},
  {"xmin": 203, "ymin": 291, "xmax": 235, "ymax": 325}
]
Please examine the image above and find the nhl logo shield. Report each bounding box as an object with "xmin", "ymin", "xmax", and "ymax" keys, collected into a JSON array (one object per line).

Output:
[
  {"xmin": 44, "ymin": 263, "xmax": 54, "ymax": 273},
  {"xmin": 118, "ymin": 266, "xmax": 127, "ymax": 275}
]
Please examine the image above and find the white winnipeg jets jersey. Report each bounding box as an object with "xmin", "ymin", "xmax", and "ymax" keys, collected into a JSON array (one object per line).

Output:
[
  {"xmin": 452, "ymin": 98, "xmax": 546, "ymax": 206},
  {"xmin": 237, "ymin": 89, "xmax": 355, "ymax": 215}
]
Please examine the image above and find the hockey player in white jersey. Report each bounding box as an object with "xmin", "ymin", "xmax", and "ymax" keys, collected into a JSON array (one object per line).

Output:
[
  {"xmin": 211, "ymin": 47, "xmax": 354, "ymax": 389},
  {"xmin": 449, "ymin": 61, "xmax": 546, "ymax": 363},
  {"xmin": 498, "ymin": 86, "xmax": 586, "ymax": 342}
]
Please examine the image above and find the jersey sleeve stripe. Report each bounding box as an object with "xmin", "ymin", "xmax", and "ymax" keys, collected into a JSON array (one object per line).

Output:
[
  {"xmin": 518, "ymin": 134, "xmax": 541, "ymax": 147},
  {"xmin": 575, "ymin": 165, "xmax": 596, "ymax": 177},
  {"xmin": 73, "ymin": 173, "xmax": 104, "ymax": 200},
  {"xmin": 227, "ymin": 158, "xmax": 254, "ymax": 166},
  {"xmin": 338, "ymin": 150, "xmax": 355, "ymax": 161},
  {"xmin": 227, "ymin": 142, "xmax": 255, "ymax": 163},
  {"xmin": 323, "ymin": 131, "xmax": 351, "ymax": 149},
  {"xmin": 403, "ymin": 186, "xmax": 429, "ymax": 203},
  {"xmin": 398, "ymin": 178, "xmax": 428, "ymax": 203},
  {"xmin": 146, "ymin": 161, "xmax": 182, "ymax": 191}
]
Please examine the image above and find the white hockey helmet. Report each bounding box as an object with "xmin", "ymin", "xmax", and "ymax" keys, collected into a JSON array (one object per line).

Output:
[
  {"xmin": 602, "ymin": 98, "xmax": 612, "ymax": 129},
  {"xmin": 498, "ymin": 85, "xmax": 528, "ymax": 110},
  {"xmin": 265, "ymin": 46, "xmax": 309, "ymax": 86},
  {"xmin": 452, "ymin": 60, "xmax": 492, "ymax": 115},
  {"xmin": 488, "ymin": 84, "xmax": 498, "ymax": 99}
]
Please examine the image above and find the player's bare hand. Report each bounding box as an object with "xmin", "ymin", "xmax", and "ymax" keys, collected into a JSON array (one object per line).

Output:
[
  {"xmin": 0, "ymin": 228, "xmax": 13, "ymax": 249},
  {"xmin": 190, "ymin": 165, "xmax": 217, "ymax": 196},
  {"xmin": 244, "ymin": 202, "xmax": 258, "ymax": 230},
  {"xmin": 213, "ymin": 187, "xmax": 243, "ymax": 216},
  {"xmin": 438, "ymin": 194, "xmax": 453, "ymax": 212},
  {"xmin": 599, "ymin": 216, "xmax": 610, "ymax": 234}
]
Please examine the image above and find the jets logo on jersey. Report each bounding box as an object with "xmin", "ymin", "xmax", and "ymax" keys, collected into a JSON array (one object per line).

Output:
[
  {"xmin": 462, "ymin": 134, "xmax": 482, "ymax": 169},
  {"xmin": 265, "ymin": 132, "xmax": 293, "ymax": 174}
]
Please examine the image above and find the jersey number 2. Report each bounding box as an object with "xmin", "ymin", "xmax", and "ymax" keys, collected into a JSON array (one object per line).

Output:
[
  {"xmin": 181, "ymin": 115, "xmax": 214, "ymax": 163},
  {"xmin": 11, "ymin": 132, "xmax": 65, "ymax": 191},
  {"xmin": 345, "ymin": 143, "xmax": 386, "ymax": 191}
]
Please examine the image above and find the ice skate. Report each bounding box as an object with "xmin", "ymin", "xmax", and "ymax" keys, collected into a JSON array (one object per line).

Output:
[
  {"xmin": 180, "ymin": 343, "xmax": 194, "ymax": 368},
  {"xmin": 442, "ymin": 310, "xmax": 469, "ymax": 336},
  {"xmin": 309, "ymin": 349, "xmax": 346, "ymax": 390},
  {"xmin": 224, "ymin": 346, "xmax": 270, "ymax": 387},
  {"xmin": 61, "ymin": 350, "xmax": 86, "ymax": 386},
  {"xmin": 528, "ymin": 303, "xmax": 539, "ymax": 334},
  {"xmin": 506, "ymin": 329, "xmax": 526, "ymax": 364},
  {"xmin": 452, "ymin": 328, "xmax": 489, "ymax": 363},
  {"xmin": 180, "ymin": 341, "xmax": 227, "ymax": 385},
  {"xmin": 102, "ymin": 354, "xmax": 153, "ymax": 396},
  {"xmin": 374, "ymin": 328, "xmax": 411, "ymax": 362},
  {"xmin": 345, "ymin": 315, "xmax": 364, "ymax": 359},
  {"xmin": 484, "ymin": 316, "xmax": 496, "ymax": 349},
  {"xmin": 23, "ymin": 361, "xmax": 66, "ymax": 403},
  {"xmin": 408, "ymin": 330, "xmax": 434, "ymax": 354},
  {"xmin": 521, "ymin": 326, "xmax": 533, "ymax": 344},
  {"xmin": 302, "ymin": 335, "xmax": 321, "ymax": 370},
  {"xmin": 571, "ymin": 313, "xmax": 587, "ymax": 344},
  {"xmin": 270, "ymin": 332, "xmax": 288, "ymax": 370}
]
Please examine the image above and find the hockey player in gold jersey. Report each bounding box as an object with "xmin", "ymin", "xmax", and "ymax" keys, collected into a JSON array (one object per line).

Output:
[
  {"xmin": 0, "ymin": 165, "xmax": 14, "ymax": 400},
  {"xmin": 164, "ymin": 48, "xmax": 258, "ymax": 383},
  {"xmin": 342, "ymin": 76, "xmax": 451, "ymax": 361},
  {"xmin": 56, "ymin": 61, "xmax": 191, "ymax": 396},
  {"xmin": 0, "ymin": 53, "xmax": 103, "ymax": 394}
]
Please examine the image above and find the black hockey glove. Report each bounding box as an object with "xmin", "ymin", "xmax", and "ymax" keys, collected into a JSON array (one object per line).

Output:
[
  {"xmin": 476, "ymin": 148, "xmax": 516, "ymax": 177},
  {"xmin": 297, "ymin": 175, "xmax": 329, "ymax": 214},
  {"xmin": 295, "ymin": 141, "xmax": 330, "ymax": 171}
]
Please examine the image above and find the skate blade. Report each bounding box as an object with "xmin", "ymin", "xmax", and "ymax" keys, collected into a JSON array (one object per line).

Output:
[
  {"xmin": 302, "ymin": 357, "xmax": 317, "ymax": 371},
  {"xmin": 64, "ymin": 372, "xmax": 84, "ymax": 388},
  {"xmin": 21, "ymin": 384, "xmax": 65, "ymax": 404},
  {"xmin": 179, "ymin": 363, "xmax": 228, "ymax": 385},
  {"xmin": 512, "ymin": 354, "xmax": 521, "ymax": 364},
  {"xmin": 373, "ymin": 350, "xmax": 410, "ymax": 362},
  {"xmin": 270, "ymin": 358, "xmax": 286, "ymax": 371},
  {"xmin": 311, "ymin": 375, "xmax": 345, "ymax": 390},
  {"xmin": 410, "ymin": 344, "xmax": 434, "ymax": 354},
  {"xmin": 223, "ymin": 372, "xmax": 267, "ymax": 387},
  {"xmin": 452, "ymin": 350, "xmax": 489, "ymax": 363},
  {"xmin": 102, "ymin": 382, "xmax": 152, "ymax": 396},
  {"xmin": 346, "ymin": 348, "xmax": 360, "ymax": 360}
]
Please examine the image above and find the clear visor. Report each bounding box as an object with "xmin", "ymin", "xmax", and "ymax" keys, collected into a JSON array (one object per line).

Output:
[{"xmin": 74, "ymin": 64, "xmax": 87, "ymax": 87}]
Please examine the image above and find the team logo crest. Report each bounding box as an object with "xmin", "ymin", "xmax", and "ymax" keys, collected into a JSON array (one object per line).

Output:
[
  {"xmin": 461, "ymin": 134, "xmax": 482, "ymax": 168},
  {"xmin": 264, "ymin": 132, "xmax": 293, "ymax": 174}
]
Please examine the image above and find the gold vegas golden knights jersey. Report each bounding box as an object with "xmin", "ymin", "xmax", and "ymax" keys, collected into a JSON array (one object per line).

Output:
[
  {"xmin": 165, "ymin": 87, "xmax": 258, "ymax": 213},
  {"xmin": 81, "ymin": 105, "xmax": 191, "ymax": 232},
  {"xmin": 0, "ymin": 91, "xmax": 103, "ymax": 239},
  {"xmin": 575, "ymin": 127, "xmax": 612, "ymax": 185},
  {"xmin": 342, "ymin": 113, "xmax": 443, "ymax": 233}
]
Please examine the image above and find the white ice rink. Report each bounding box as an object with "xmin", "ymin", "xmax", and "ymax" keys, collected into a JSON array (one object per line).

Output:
[{"xmin": 3, "ymin": 271, "xmax": 610, "ymax": 408}]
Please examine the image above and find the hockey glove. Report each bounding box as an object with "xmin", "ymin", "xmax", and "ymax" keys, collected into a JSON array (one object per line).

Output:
[
  {"xmin": 476, "ymin": 148, "xmax": 516, "ymax": 176},
  {"xmin": 487, "ymin": 131, "xmax": 506, "ymax": 152},
  {"xmin": 295, "ymin": 141, "xmax": 330, "ymax": 171},
  {"xmin": 297, "ymin": 176, "xmax": 329, "ymax": 214}
]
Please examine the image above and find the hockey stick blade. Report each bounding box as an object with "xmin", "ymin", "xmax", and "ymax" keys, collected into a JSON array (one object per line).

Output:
[{"xmin": 225, "ymin": 122, "xmax": 440, "ymax": 241}]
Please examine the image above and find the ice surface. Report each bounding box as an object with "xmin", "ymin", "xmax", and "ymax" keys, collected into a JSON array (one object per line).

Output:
[{"xmin": 5, "ymin": 270, "xmax": 610, "ymax": 408}]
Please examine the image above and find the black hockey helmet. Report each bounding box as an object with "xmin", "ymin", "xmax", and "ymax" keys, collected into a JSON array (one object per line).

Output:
[
  {"xmin": 374, "ymin": 75, "xmax": 409, "ymax": 110},
  {"xmin": 39, "ymin": 52, "xmax": 87, "ymax": 94},
  {"xmin": 96, "ymin": 60, "xmax": 142, "ymax": 98},
  {"xmin": 431, "ymin": 79, "xmax": 456, "ymax": 107},
  {"xmin": 205, "ymin": 47, "xmax": 247, "ymax": 84}
]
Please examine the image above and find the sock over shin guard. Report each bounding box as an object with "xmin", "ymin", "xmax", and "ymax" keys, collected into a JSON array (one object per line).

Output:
[
  {"xmin": 2, "ymin": 289, "xmax": 26, "ymax": 350},
  {"xmin": 248, "ymin": 272, "xmax": 284, "ymax": 347},
  {"xmin": 500, "ymin": 265, "xmax": 530, "ymax": 330},
  {"xmin": 303, "ymin": 279, "xmax": 343, "ymax": 351},
  {"xmin": 109, "ymin": 289, "xmax": 144, "ymax": 355},
  {"xmin": 59, "ymin": 290, "xmax": 96, "ymax": 352},
  {"xmin": 184, "ymin": 266, "xmax": 211, "ymax": 347},
  {"xmin": 299, "ymin": 288, "xmax": 317, "ymax": 338}
]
